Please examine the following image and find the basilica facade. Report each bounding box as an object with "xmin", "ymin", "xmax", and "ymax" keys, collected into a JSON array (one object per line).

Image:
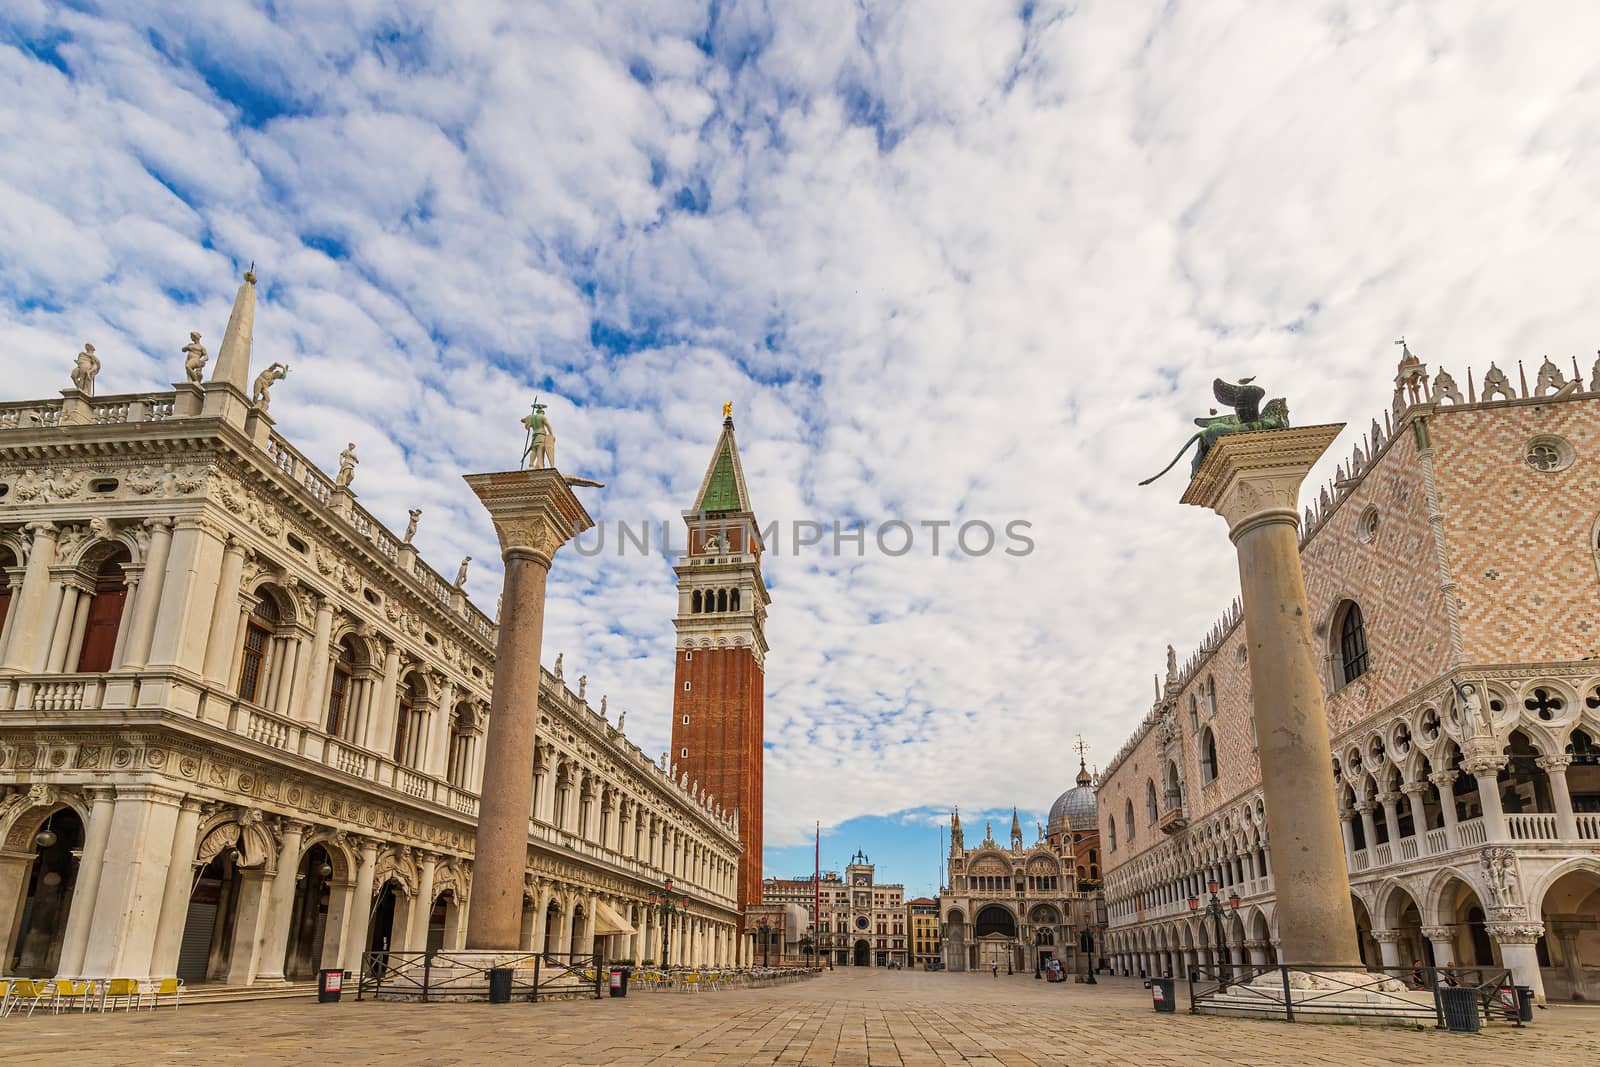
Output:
[
  {"xmin": 0, "ymin": 270, "xmax": 744, "ymax": 986},
  {"xmin": 1097, "ymin": 348, "xmax": 1600, "ymax": 1004},
  {"xmin": 939, "ymin": 807, "xmax": 1099, "ymax": 973}
]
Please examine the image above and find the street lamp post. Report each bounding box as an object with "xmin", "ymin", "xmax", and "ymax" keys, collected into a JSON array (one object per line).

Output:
[
  {"xmin": 1188, "ymin": 881, "xmax": 1241, "ymax": 991},
  {"xmin": 651, "ymin": 878, "xmax": 681, "ymax": 970},
  {"xmin": 1084, "ymin": 925, "xmax": 1097, "ymax": 985},
  {"xmin": 758, "ymin": 917, "xmax": 770, "ymax": 968}
]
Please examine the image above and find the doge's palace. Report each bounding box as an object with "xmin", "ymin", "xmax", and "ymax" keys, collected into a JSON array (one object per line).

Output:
[{"xmin": 0, "ymin": 269, "xmax": 742, "ymax": 987}]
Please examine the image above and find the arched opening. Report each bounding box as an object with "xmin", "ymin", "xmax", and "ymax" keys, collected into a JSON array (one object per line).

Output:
[
  {"xmin": 1200, "ymin": 728, "xmax": 1220, "ymax": 784},
  {"xmin": 1567, "ymin": 728, "xmax": 1600, "ymax": 813},
  {"xmin": 325, "ymin": 637, "xmax": 358, "ymax": 736},
  {"xmin": 568, "ymin": 903, "xmax": 586, "ymax": 956},
  {"xmin": 1351, "ymin": 895, "xmax": 1378, "ymax": 967},
  {"xmin": 1499, "ymin": 729, "xmax": 1554, "ymax": 815},
  {"xmin": 74, "ymin": 545, "xmax": 132, "ymax": 672},
  {"xmin": 543, "ymin": 900, "xmax": 563, "ymax": 954},
  {"xmin": 285, "ymin": 845, "xmax": 335, "ymax": 978},
  {"xmin": 691, "ymin": 590, "xmax": 702, "ymax": 613},
  {"xmin": 974, "ymin": 904, "xmax": 1017, "ymax": 940},
  {"xmin": 1332, "ymin": 600, "xmax": 1370, "ymax": 688},
  {"xmin": 1146, "ymin": 779, "xmax": 1159, "ymax": 824},
  {"xmin": 1436, "ymin": 877, "xmax": 1494, "ymax": 968},
  {"xmin": 1537, "ymin": 864, "xmax": 1600, "ymax": 1000},
  {"xmin": 1381, "ymin": 885, "xmax": 1428, "ymax": 967},
  {"xmin": 1164, "ymin": 760, "xmax": 1183, "ymax": 811},
  {"xmin": 0, "ymin": 545, "xmax": 16, "ymax": 645},
  {"xmin": 447, "ymin": 704, "xmax": 477, "ymax": 789},
  {"xmin": 237, "ymin": 595, "xmax": 282, "ymax": 703},
  {"xmin": 428, "ymin": 890, "xmax": 459, "ymax": 952},
  {"xmin": 393, "ymin": 673, "xmax": 426, "ymax": 768},
  {"xmin": 729, "ymin": 588, "xmax": 740, "ymax": 611},
  {"xmin": 716, "ymin": 589, "xmax": 728, "ymax": 613},
  {"xmin": 369, "ymin": 880, "xmax": 402, "ymax": 958},
  {"xmin": 854, "ymin": 939, "xmax": 870, "ymax": 967},
  {"xmin": 7, "ymin": 807, "xmax": 85, "ymax": 976},
  {"xmin": 177, "ymin": 840, "xmax": 263, "ymax": 985},
  {"xmin": 1124, "ymin": 799, "xmax": 1136, "ymax": 842}
]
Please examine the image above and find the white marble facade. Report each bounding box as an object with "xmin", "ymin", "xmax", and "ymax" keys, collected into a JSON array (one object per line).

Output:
[{"xmin": 0, "ymin": 276, "xmax": 742, "ymax": 984}]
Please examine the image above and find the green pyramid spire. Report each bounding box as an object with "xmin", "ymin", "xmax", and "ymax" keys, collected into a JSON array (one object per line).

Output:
[{"xmin": 691, "ymin": 409, "xmax": 753, "ymax": 514}]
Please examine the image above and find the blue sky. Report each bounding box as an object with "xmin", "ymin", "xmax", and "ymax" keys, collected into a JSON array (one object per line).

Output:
[{"xmin": 4, "ymin": 1, "xmax": 1600, "ymax": 891}]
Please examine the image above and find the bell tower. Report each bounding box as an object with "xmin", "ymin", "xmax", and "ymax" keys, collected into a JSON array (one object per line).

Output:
[{"xmin": 670, "ymin": 406, "xmax": 770, "ymax": 919}]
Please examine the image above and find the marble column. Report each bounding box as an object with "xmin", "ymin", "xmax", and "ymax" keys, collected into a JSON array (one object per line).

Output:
[
  {"xmin": 1378, "ymin": 791, "xmax": 1404, "ymax": 851},
  {"xmin": 1357, "ymin": 802, "xmax": 1379, "ymax": 858},
  {"xmin": 1403, "ymin": 784, "xmax": 1430, "ymax": 844},
  {"xmin": 1372, "ymin": 929, "xmax": 1406, "ymax": 971},
  {"xmin": 1430, "ymin": 771, "xmax": 1460, "ymax": 847},
  {"xmin": 1339, "ymin": 812, "xmax": 1356, "ymax": 864},
  {"xmin": 409, "ymin": 853, "xmax": 437, "ymax": 951},
  {"xmin": 298, "ymin": 594, "xmax": 335, "ymax": 726},
  {"xmin": 201, "ymin": 537, "xmax": 247, "ymax": 684},
  {"xmin": 1488, "ymin": 922, "xmax": 1547, "ymax": 1004},
  {"xmin": 1466, "ymin": 755, "xmax": 1510, "ymax": 843},
  {"xmin": 461, "ymin": 468, "xmax": 592, "ymax": 950},
  {"xmin": 255, "ymin": 821, "xmax": 308, "ymax": 982},
  {"xmin": 0, "ymin": 523, "xmax": 59, "ymax": 673},
  {"xmin": 56, "ymin": 787, "xmax": 115, "ymax": 975},
  {"xmin": 149, "ymin": 797, "xmax": 206, "ymax": 976},
  {"xmin": 1181, "ymin": 423, "xmax": 1362, "ymax": 969},
  {"xmin": 147, "ymin": 519, "xmax": 227, "ymax": 674},
  {"xmin": 1537, "ymin": 755, "xmax": 1580, "ymax": 840},
  {"xmin": 343, "ymin": 838, "xmax": 381, "ymax": 970},
  {"xmin": 1245, "ymin": 939, "xmax": 1269, "ymax": 967},
  {"xmin": 1422, "ymin": 925, "xmax": 1456, "ymax": 967},
  {"xmin": 117, "ymin": 518, "xmax": 173, "ymax": 670}
]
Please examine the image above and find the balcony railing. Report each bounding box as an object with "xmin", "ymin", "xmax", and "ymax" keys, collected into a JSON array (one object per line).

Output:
[{"xmin": 1506, "ymin": 812, "xmax": 1558, "ymax": 841}]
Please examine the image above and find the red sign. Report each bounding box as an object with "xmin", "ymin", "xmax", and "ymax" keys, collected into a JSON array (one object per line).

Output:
[{"xmin": 324, "ymin": 972, "xmax": 342, "ymax": 993}]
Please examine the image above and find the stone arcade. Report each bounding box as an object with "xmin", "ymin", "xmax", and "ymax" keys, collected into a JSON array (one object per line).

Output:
[{"xmin": 0, "ymin": 270, "xmax": 744, "ymax": 986}]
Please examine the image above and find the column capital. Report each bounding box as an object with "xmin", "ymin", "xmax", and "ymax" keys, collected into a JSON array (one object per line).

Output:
[
  {"xmin": 277, "ymin": 818, "xmax": 313, "ymax": 839},
  {"xmin": 1485, "ymin": 921, "xmax": 1544, "ymax": 944},
  {"xmin": 1536, "ymin": 754, "xmax": 1573, "ymax": 773},
  {"xmin": 1401, "ymin": 781, "xmax": 1429, "ymax": 796},
  {"xmin": 1376, "ymin": 790, "xmax": 1403, "ymax": 806},
  {"xmin": 1420, "ymin": 925, "xmax": 1454, "ymax": 941},
  {"xmin": 1355, "ymin": 801, "xmax": 1376, "ymax": 815},
  {"xmin": 1179, "ymin": 423, "xmax": 1344, "ymax": 536},
  {"xmin": 1428, "ymin": 770, "xmax": 1459, "ymax": 788},
  {"xmin": 1370, "ymin": 929, "xmax": 1406, "ymax": 944},
  {"xmin": 142, "ymin": 516, "xmax": 175, "ymax": 532},
  {"xmin": 462, "ymin": 468, "xmax": 593, "ymax": 565},
  {"xmin": 1462, "ymin": 754, "xmax": 1507, "ymax": 777},
  {"xmin": 24, "ymin": 521, "xmax": 58, "ymax": 541}
]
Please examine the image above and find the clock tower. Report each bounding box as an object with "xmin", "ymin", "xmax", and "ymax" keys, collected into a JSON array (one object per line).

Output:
[{"xmin": 670, "ymin": 409, "xmax": 770, "ymax": 924}]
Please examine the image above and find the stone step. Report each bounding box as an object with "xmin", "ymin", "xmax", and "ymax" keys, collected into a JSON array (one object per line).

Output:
[{"xmin": 179, "ymin": 982, "xmax": 318, "ymax": 1006}]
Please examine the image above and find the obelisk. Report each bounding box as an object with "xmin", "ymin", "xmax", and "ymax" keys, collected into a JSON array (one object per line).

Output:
[
  {"xmin": 1180, "ymin": 424, "xmax": 1364, "ymax": 971},
  {"xmin": 462, "ymin": 466, "xmax": 591, "ymax": 950}
]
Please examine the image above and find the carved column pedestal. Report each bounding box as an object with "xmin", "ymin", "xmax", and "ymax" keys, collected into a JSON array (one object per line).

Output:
[{"xmin": 462, "ymin": 468, "xmax": 592, "ymax": 951}]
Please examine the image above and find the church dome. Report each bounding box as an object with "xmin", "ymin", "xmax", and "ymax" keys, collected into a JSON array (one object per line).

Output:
[{"xmin": 1046, "ymin": 760, "xmax": 1098, "ymax": 836}]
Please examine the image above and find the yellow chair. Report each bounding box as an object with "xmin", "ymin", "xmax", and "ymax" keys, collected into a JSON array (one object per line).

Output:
[
  {"xmin": 145, "ymin": 977, "xmax": 183, "ymax": 1010},
  {"xmin": 683, "ymin": 972, "xmax": 700, "ymax": 993},
  {"xmin": 50, "ymin": 978, "xmax": 94, "ymax": 1013},
  {"xmin": 2, "ymin": 979, "xmax": 53, "ymax": 1017},
  {"xmin": 101, "ymin": 978, "xmax": 143, "ymax": 1012}
]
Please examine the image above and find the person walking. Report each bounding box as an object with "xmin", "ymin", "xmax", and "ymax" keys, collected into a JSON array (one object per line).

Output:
[{"xmin": 991, "ymin": 961, "xmax": 998, "ymax": 979}]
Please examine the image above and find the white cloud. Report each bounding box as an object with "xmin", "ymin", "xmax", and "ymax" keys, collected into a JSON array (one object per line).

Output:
[{"xmin": 3, "ymin": 0, "xmax": 1599, "ymax": 856}]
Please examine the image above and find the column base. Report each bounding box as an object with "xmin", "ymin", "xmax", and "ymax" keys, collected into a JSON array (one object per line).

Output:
[{"xmin": 1193, "ymin": 969, "xmax": 1434, "ymax": 1027}]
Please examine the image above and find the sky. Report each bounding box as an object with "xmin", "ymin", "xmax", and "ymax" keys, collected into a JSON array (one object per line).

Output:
[{"xmin": 4, "ymin": 1, "xmax": 1599, "ymax": 898}]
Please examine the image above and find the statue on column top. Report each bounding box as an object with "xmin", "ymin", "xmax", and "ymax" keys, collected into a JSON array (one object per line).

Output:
[
  {"xmin": 1139, "ymin": 378, "xmax": 1290, "ymax": 485},
  {"xmin": 335, "ymin": 442, "xmax": 358, "ymax": 487},
  {"xmin": 521, "ymin": 398, "xmax": 556, "ymax": 470},
  {"xmin": 455, "ymin": 556, "xmax": 471, "ymax": 588},
  {"xmin": 553, "ymin": 652, "xmax": 563, "ymax": 680},
  {"xmin": 577, "ymin": 674, "xmax": 587, "ymax": 701},
  {"xmin": 404, "ymin": 508, "xmax": 421, "ymax": 543},
  {"xmin": 182, "ymin": 331, "xmax": 208, "ymax": 383},
  {"xmin": 71, "ymin": 343, "xmax": 101, "ymax": 395}
]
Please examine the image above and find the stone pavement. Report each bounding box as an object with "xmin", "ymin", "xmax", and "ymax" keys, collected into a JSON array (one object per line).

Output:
[{"xmin": 6, "ymin": 970, "xmax": 1594, "ymax": 1066}]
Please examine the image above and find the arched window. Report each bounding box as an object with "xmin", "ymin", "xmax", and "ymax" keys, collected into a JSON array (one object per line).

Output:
[
  {"xmin": 393, "ymin": 673, "xmax": 426, "ymax": 768},
  {"xmin": 1108, "ymin": 818, "xmax": 1117, "ymax": 851},
  {"xmin": 1146, "ymin": 779, "xmax": 1159, "ymax": 824},
  {"xmin": 75, "ymin": 546, "xmax": 131, "ymax": 673},
  {"xmin": 1189, "ymin": 695, "xmax": 1199, "ymax": 733},
  {"xmin": 1200, "ymin": 727, "xmax": 1220, "ymax": 784},
  {"xmin": 1088, "ymin": 848, "xmax": 1097, "ymax": 864},
  {"xmin": 238, "ymin": 597, "xmax": 280, "ymax": 703},
  {"xmin": 717, "ymin": 589, "xmax": 728, "ymax": 612},
  {"xmin": 1334, "ymin": 600, "xmax": 1370, "ymax": 686},
  {"xmin": 325, "ymin": 638, "xmax": 357, "ymax": 736},
  {"xmin": 692, "ymin": 590, "xmax": 702, "ymax": 613},
  {"xmin": 446, "ymin": 704, "xmax": 476, "ymax": 788},
  {"xmin": 1205, "ymin": 676, "xmax": 1218, "ymax": 717},
  {"xmin": 730, "ymin": 588, "xmax": 740, "ymax": 611},
  {"xmin": 1124, "ymin": 799, "xmax": 1136, "ymax": 842},
  {"xmin": 0, "ymin": 546, "xmax": 15, "ymax": 645}
]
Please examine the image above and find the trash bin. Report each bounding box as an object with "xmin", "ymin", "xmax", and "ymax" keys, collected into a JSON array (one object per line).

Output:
[
  {"xmin": 488, "ymin": 967, "xmax": 514, "ymax": 1004},
  {"xmin": 608, "ymin": 967, "xmax": 630, "ymax": 998},
  {"xmin": 1151, "ymin": 977, "xmax": 1176, "ymax": 1013},
  {"xmin": 317, "ymin": 968, "xmax": 345, "ymax": 1003},
  {"xmin": 1440, "ymin": 987, "xmax": 1480, "ymax": 1033},
  {"xmin": 1513, "ymin": 985, "xmax": 1535, "ymax": 1023}
]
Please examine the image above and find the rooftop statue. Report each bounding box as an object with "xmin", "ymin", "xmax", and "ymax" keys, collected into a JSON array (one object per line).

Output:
[
  {"xmin": 71, "ymin": 343, "xmax": 101, "ymax": 395},
  {"xmin": 1139, "ymin": 377, "xmax": 1290, "ymax": 485},
  {"xmin": 182, "ymin": 331, "xmax": 208, "ymax": 383}
]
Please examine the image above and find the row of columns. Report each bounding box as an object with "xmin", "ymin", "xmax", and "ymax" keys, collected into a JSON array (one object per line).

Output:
[{"xmin": 1110, "ymin": 938, "xmax": 1275, "ymax": 979}]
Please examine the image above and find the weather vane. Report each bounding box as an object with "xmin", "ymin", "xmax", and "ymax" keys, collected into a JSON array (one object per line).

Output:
[
  {"xmin": 1073, "ymin": 734, "xmax": 1089, "ymax": 761},
  {"xmin": 722, "ymin": 400, "xmax": 733, "ymax": 419}
]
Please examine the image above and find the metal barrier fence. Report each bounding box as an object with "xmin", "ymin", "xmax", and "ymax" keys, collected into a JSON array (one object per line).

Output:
[
  {"xmin": 356, "ymin": 950, "xmax": 604, "ymax": 1002},
  {"xmin": 1184, "ymin": 963, "xmax": 1517, "ymax": 1026}
]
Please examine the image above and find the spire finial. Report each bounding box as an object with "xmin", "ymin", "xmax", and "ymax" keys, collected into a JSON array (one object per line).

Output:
[
  {"xmin": 722, "ymin": 400, "xmax": 732, "ymax": 420},
  {"xmin": 244, "ymin": 261, "xmax": 256, "ymax": 285}
]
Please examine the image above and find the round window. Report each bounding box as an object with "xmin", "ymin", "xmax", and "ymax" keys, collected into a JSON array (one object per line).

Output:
[
  {"xmin": 1525, "ymin": 435, "xmax": 1574, "ymax": 473},
  {"xmin": 855, "ymin": 915, "xmax": 869, "ymax": 930},
  {"xmin": 1358, "ymin": 505, "xmax": 1379, "ymax": 544}
]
